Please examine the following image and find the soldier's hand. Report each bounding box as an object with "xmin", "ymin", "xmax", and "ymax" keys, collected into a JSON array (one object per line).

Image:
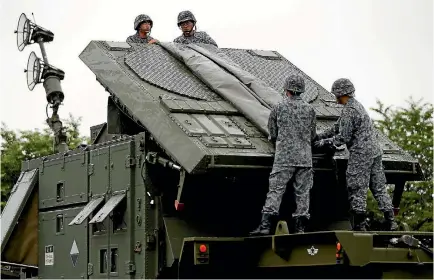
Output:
[
  {"xmin": 314, "ymin": 138, "xmax": 333, "ymax": 149},
  {"xmin": 148, "ymin": 39, "xmax": 159, "ymax": 44}
]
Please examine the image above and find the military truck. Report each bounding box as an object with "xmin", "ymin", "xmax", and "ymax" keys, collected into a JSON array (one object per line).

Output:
[{"xmin": 1, "ymin": 13, "xmax": 432, "ymax": 279}]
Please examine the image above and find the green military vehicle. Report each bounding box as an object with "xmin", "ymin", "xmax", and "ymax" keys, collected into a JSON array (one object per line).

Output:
[{"xmin": 1, "ymin": 13, "xmax": 432, "ymax": 279}]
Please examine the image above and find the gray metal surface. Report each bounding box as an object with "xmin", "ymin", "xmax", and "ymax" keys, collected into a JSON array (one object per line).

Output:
[
  {"xmin": 89, "ymin": 192, "xmax": 126, "ymax": 224},
  {"xmin": 79, "ymin": 40, "xmax": 423, "ymax": 177},
  {"xmin": 158, "ymin": 42, "xmax": 272, "ymax": 136},
  {"xmin": 0, "ymin": 169, "xmax": 38, "ymax": 252},
  {"xmin": 220, "ymin": 48, "xmax": 322, "ymax": 104},
  {"xmin": 186, "ymin": 44, "xmax": 284, "ymax": 108},
  {"xmin": 125, "ymin": 46, "xmax": 220, "ymax": 101},
  {"xmin": 160, "ymin": 98, "xmax": 239, "ymax": 115},
  {"xmin": 68, "ymin": 196, "xmax": 105, "ymax": 226}
]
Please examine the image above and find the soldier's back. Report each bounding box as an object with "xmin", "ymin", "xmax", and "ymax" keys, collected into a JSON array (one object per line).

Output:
[
  {"xmin": 344, "ymin": 98, "xmax": 381, "ymax": 157},
  {"xmin": 273, "ymin": 96, "xmax": 315, "ymax": 168}
]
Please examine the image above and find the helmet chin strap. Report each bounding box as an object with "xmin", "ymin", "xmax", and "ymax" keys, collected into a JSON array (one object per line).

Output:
[
  {"xmin": 181, "ymin": 24, "xmax": 196, "ymax": 36},
  {"xmin": 139, "ymin": 28, "xmax": 151, "ymax": 37}
]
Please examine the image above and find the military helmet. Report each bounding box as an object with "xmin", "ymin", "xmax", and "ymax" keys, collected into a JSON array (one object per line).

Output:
[
  {"xmin": 284, "ymin": 74, "xmax": 305, "ymax": 94},
  {"xmin": 331, "ymin": 78, "xmax": 355, "ymax": 97},
  {"xmin": 177, "ymin": 10, "xmax": 197, "ymax": 26},
  {"xmin": 134, "ymin": 14, "xmax": 153, "ymax": 30}
]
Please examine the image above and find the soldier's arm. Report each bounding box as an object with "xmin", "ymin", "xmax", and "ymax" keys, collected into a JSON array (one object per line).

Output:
[
  {"xmin": 126, "ymin": 36, "xmax": 133, "ymax": 43},
  {"xmin": 202, "ymin": 32, "xmax": 218, "ymax": 47},
  {"xmin": 173, "ymin": 36, "xmax": 182, "ymax": 43},
  {"xmin": 267, "ymin": 106, "xmax": 278, "ymax": 147},
  {"xmin": 331, "ymin": 108, "xmax": 354, "ymax": 146}
]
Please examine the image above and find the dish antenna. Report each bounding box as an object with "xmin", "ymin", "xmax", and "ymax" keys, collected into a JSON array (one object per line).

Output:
[
  {"xmin": 25, "ymin": 51, "xmax": 41, "ymax": 90},
  {"xmin": 15, "ymin": 13, "xmax": 68, "ymax": 153},
  {"xmin": 24, "ymin": 51, "xmax": 65, "ymax": 103},
  {"xmin": 15, "ymin": 13, "xmax": 54, "ymax": 52}
]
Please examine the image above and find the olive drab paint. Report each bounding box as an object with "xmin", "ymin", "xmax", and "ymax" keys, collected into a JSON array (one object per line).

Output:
[{"xmin": 1, "ymin": 12, "xmax": 432, "ymax": 280}]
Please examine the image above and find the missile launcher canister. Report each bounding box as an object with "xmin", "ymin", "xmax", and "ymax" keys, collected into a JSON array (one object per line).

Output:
[{"xmin": 1, "ymin": 17, "xmax": 432, "ymax": 279}]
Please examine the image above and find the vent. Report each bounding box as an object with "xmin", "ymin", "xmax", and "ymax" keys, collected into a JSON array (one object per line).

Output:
[
  {"xmin": 105, "ymin": 41, "xmax": 131, "ymax": 51},
  {"xmin": 248, "ymin": 49, "xmax": 281, "ymax": 60}
]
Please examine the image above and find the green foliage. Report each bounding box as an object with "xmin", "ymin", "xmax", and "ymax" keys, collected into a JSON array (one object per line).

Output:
[
  {"xmin": 1, "ymin": 114, "xmax": 89, "ymax": 211},
  {"xmin": 368, "ymin": 98, "xmax": 433, "ymax": 231}
]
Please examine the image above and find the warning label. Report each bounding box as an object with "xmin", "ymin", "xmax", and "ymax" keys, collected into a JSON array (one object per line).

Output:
[
  {"xmin": 45, "ymin": 245, "xmax": 54, "ymax": 266},
  {"xmin": 70, "ymin": 240, "xmax": 79, "ymax": 267}
]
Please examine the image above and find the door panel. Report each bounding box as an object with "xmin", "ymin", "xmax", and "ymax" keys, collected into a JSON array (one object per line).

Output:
[{"xmin": 39, "ymin": 207, "xmax": 88, "ymax": 279}]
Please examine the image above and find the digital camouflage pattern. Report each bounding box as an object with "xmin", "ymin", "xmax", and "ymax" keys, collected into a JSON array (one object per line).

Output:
[
  {"xmin": 347, "ymin": 155, "xmax": 393, "ymax": 213},
  {"xmin": 177, "ymin": 10, "xmax": 197, "ymax": 25},
  {"xmin": 268, "ymin": 95, "xmax": 317, "ymax": 168},
  {"xmin": 126, "ymin": 33, "xmax": 155, "ymax": 44},
  {"xmin": 262, "ymin": 167, "xmax": 313, "ymax": 218},
  {"xmin": 261, "ymin": 88, "xmax": 317, "ymax": 218},
  {"xmin": 173, "ymin": 31, "xmax": 218, "ymax": 47},
  {"xmin": 331, "ymin": 78, "xmax": 355, "ymax": 98},
  {"xmin": 316, "ymin": 97, "xmax": 394, "ymax": 213},
  {"xmin": 317, "ymin": 98, "xmax": 381, "ymax": 158},
  {"xmin": 284, "ymin": 75, "xmax": 305, "ymax": 93}
]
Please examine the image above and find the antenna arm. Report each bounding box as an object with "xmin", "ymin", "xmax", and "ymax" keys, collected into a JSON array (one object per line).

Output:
[{"xmin": 46, "ymin": 100, "xmax": 68, "ymax": 153}]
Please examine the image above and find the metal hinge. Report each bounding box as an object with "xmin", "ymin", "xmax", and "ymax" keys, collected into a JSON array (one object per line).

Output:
[
  {"xmin": 82, "ymin": 150, "xmax": 87, "ymax": 165},
  {"xmin": 40, "ymin": 156, "xmax": 47, "ymax": 174},
  {"xmin": 125, "ymin": 156, "xmax": 136, "ymax": 168},
  {"xmin": 146, "ymin": 232, "xmax": 157, "ymax": 251},
  {"xmin": 88, "ymin": 164, "xmax": 94, "ymax": 176},
  {"xmin": 87, "ymin": 263, "xmax": 93, "ymax": 276},
  {"xmin": 61, "ymin": 153, "xmax": 67, "ymax": 170},
  {"xmin": 125, "ymin": 261, "xmax": 136, "ymax": 275}
]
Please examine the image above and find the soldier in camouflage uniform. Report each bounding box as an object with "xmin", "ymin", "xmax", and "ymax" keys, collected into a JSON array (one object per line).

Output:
[
  {"xmin": 173, "ymin": 10, "xmax": 218, "ymax": 47},
  {"xmin": 126, "ymin": 14, "xmax": 158, "ymax": 44},
  {"xmin": 250, "ymin": 75, "xmax": 317, "ymax": 236},
  {"xmin": 314, "ymin": 78, "xmax": 398, "ymax": 231}
]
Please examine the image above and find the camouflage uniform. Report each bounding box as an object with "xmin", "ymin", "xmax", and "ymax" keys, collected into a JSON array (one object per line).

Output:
[
  {"xmin": 173, "ymin": 11, "xmax": 218, "ymax": 47},
  {"xmin": 173, "ymin": 32, "xmax": 218, "ymax": 47},
  {"xmin": 126, "ymin": 14, "xmax": 155, "ymax": 44},
  {"xmin": 315, "ymin": 78, "xmax": 397, "ymax": 231},
  {"xmin": 250, "ymin": 75, "xmax": 317, "ymax": 236},
  {"xmin": 127, "ymin": 33, "xmax": 155, "ymax": 44}
]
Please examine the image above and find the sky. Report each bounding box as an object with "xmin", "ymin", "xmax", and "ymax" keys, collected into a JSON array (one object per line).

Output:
[{"xmin": 0, "ymin": 0, "xmax": 432, "ymax": 138}]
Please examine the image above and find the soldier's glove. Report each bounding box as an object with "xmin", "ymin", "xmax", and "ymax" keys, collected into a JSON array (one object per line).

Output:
[{"xmin": 314, "ymin": 138, "xmax": 334, "ymax": 149}]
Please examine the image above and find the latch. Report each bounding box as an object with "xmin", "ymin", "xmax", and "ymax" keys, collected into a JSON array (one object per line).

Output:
[
  {"xmin": 40, "ymin": 156, "xmax": 48, "ymax": 174},
  {"xmin": 146, "ymin": 232, "xmax": 157, "ymax": 251},
  {"xmin": 88, "ymin": 164, "xmax": 94, "ymax": 176},
  {"xmin": 87, "ymin": 263, "xmax": 93, "ymax": 276},
  {"xmin": 61, "ymin": 152, "xmax": 68, "ymax": 170},
  {"xmin": 139, "ymin": 138, "xmax": 145, "ymax": 152},
  {"xmin": 134, "ymin": 241, "xmax": 142, "ymax": 253},
  {"xmin": 125, "ymin": 155, "xmax": 136, "ymax": 168},
  {"xmin": 124, "ymin": 261, "xmax": 136, "ymax": 275}
]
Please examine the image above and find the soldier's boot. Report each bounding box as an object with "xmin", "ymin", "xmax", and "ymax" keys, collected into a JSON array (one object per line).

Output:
[
  {"xmin": 294, "ymin": 216, "xmax": 307, "ymax": 234},
  {"xmin": 351, "ymin": 212, "xmax": 367, "ymax": 231},
  {"xmin": 383, "ymin": 210, "xmax": 399, "ymax": 231},
  {"xmin": 249, "ymin": 213, "xmax": 275, "ymax": 236}
]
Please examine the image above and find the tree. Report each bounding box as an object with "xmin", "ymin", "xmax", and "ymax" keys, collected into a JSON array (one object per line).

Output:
[
  {"xmin": 1, "ymin": 114, "xmax": 89, "ymax": 211},
  {"xmin": 367, "ymin": 97, "xmax": 433, "ymax": 231}
]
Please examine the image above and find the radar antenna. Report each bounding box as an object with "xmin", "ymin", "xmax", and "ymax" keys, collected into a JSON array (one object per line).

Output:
[{"xmin": 15, "ymin": 13, "xmax": 68, "ymax": 153}]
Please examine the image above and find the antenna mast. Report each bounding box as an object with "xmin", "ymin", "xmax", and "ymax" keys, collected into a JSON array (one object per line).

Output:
[{"xmin": 15, "ymin": 13, "xmax": 68, "ymax": 153}]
